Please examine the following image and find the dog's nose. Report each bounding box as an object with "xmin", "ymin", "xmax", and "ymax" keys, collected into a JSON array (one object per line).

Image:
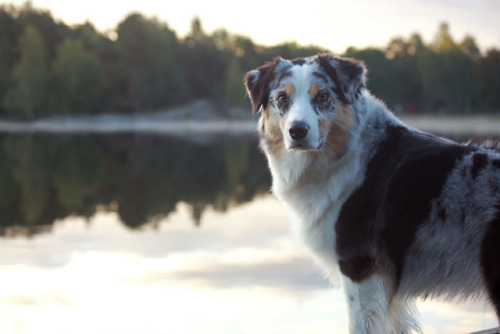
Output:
[{"xmin": 289, "ymin": 121, "xmax": 309, "ymax": 140}]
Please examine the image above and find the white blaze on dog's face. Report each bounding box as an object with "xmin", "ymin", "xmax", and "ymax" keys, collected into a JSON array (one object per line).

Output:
[
  {"xmin": 272, "ymin": 64, "xmax": 326, "ymax": 151},
  {"xmin": 245, "ymin": 54, "xmax": 366, "ymax": 157}
]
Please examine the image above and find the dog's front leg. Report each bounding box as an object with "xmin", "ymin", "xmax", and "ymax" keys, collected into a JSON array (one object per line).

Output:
[
  {"xmin": 341, "ymin": 274, "xmax": 420, "ymax": 334},
  {"xmin": 341, "ymin": 274, "xmax": 391, "ymax": 334}
]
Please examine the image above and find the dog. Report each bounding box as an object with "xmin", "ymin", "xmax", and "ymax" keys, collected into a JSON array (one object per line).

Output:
[{"xmin": 244, "ymin": 53, "xmax": 500, "ymax": 333}]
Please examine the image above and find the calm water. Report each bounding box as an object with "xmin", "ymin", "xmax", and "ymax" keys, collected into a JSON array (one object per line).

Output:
[{"xmin": 0, "ymin": 132, "xmax": 498, "ymax": 334}]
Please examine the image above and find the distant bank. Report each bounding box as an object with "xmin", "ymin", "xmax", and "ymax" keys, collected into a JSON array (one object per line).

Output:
[
  {"xmin": 0, "ymin": 116, "xmax": 499, "ymax": 137},
  {"xmin": 0, "ymin": 100, "xmax": 499, "ymax": 137}
]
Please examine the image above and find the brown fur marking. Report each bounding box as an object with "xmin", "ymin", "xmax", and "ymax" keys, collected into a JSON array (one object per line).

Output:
[
  {"xmin": 309, "ymin": 84, "xmax": 320, "ymax": 98},
  {"xmin": 261, "ymin": 108, "xmax": 285, "ymax": 157},
  {"xmin": 284, "ymin": 83, "xmax": 295, "ymax": 97},
  {"xmin": 322, "ymin": 102, "xmax": 354, "ymax": 160}
]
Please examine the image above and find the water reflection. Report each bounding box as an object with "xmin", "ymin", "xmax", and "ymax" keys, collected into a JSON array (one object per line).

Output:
[{"xmin": 0, "ymin": 134, "xmax": 270, "ymax": 237}]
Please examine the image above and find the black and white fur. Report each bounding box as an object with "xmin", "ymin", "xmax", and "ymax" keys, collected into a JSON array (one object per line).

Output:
[{"xmin": 245, "ymin": 54, "xmax": 500, "ymax": 333}]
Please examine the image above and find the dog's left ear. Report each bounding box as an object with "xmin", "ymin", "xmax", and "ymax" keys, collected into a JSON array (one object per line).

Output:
[
  {"xmin": 318, "ymin": 54, "xmax": 366, "ymax": 104},
  {"xmin": 244, "ymin": 58, "xmax": 280, "ymax": 114}
]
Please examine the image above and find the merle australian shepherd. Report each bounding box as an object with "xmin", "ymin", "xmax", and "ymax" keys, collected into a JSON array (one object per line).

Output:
[{"xmin": 244, "ymin": 54, "xmax": 500, "ymax": 333}]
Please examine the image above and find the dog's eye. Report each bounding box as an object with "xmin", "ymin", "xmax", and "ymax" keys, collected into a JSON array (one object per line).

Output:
[
  {"xmin": 277, "ymin": 94, "xmax": 289, "ymax": 105},
  {"xmin": 317, "ymin": 91, "xmax": 330, "ymax": 103}
]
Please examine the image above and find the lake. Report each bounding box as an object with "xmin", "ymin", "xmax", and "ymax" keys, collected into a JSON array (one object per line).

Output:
[{"xmin": 0, "ymin": 130, "xmax": 498, "ymax": 334}]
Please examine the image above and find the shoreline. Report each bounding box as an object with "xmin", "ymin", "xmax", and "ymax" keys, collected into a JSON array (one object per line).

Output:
[
  {"xmin": 0, "ymin": 118, "xmax": 259, "ymax": 134},
  {"xmin": 400, "ymin": 115, "xmax": 500, "ymax": 137},
  {"xmin": 0, "ymin": 114, "xmax": 499, "ymax": 136}
]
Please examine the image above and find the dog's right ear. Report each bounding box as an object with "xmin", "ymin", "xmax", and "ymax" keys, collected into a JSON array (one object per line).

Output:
[
  {"xmin": 244, "ymin": 58, "xmax": 280, "ymax": 114},
  {"xmin": 317, "ymin": 54, "xmax": 366, "ymax": 105}
]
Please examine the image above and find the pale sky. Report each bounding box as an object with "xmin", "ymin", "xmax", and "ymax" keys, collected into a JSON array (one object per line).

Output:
[{"xmin": 3, "ymin": 0, "xmax": 500, "ymax": 53}]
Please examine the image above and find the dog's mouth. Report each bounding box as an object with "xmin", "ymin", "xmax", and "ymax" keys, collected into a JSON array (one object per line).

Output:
[{"xmin": 289, "ymin": 141, "xmax": 324, "ymax": 152}]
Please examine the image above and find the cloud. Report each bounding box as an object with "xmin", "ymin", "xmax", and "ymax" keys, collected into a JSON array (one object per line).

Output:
[
  {"xmin": 2, "ymin": 291, "xmax": 72, "ymax": 307},
  {"xmin": 0, "ymin": 197, "xmax": 291, "ymax": 269},
  {"xmin": 132, "ymin": 255, "xmax": 330, "ymax": 294}
]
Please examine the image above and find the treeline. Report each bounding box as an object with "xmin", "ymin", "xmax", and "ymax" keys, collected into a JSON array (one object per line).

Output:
[
  {"xmin": 345, "ymin": 26, "xmax": 500, "ymax": 114},
  {"xmin": 0, "ymin": 3, "xmax": 499, "ymax": 119}
]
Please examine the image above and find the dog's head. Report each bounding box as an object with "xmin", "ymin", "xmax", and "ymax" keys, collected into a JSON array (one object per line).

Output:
[{"xmin": 245, "ymin": 54, "xmax": 366, "ymax": 159}]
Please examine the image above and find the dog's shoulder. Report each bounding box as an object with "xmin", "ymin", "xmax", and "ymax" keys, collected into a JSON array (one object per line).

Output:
[{"xmin": 335, "ymin": 124, "xmax": 477, "ymax": 280}]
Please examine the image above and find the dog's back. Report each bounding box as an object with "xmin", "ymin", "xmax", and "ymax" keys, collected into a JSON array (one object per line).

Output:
[{"xmin": 337, "ymin": 123, "xmax": 500, "ymax": 302}]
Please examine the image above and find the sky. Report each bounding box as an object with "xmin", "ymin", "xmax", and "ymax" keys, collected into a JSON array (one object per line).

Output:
[{"xmin": 3, "ymin": 0, "xmax": 500, "ymax": 53}]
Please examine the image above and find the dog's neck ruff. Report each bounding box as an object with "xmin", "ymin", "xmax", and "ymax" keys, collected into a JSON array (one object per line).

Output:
[
  {"xmin": 267, "ymin": 143, "xmax": 358, "ymax": 197},
  {"xmin": 260, "ymin": 90, "xmax": 403, "ymax": 235}
]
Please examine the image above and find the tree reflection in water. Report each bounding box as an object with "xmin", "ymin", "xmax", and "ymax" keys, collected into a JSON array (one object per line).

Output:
[{"xmin": 0, "ymin": 134, "xmax": 270, "ymax": 237}]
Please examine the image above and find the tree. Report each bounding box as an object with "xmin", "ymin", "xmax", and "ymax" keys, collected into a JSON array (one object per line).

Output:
[
  {"xmin": 344, "ymin": 47, "xmax": 403, "ymax": 110},
  {"xmin": 432, "ymin": 22, "xmax": 456, "ymax": 53},
  {"xmin": 3, "ymin": 24, "xmax": 48, "ymax": 119},
  {"xmin": 478, "ymin": 49, "xmax": 500, "ymax": 111},
  {"xmin": 115, "ymin": 13, "xmax": 185, "ymax": 111},
  {"xmin": 429, "ymin": 23, "xmax": 476, "ymax": 113},
  {"xmin": 0, "ymin": 6, "xmax": 20, "ymax": 112},
  {"xmin": 460, "ymin": 35, "xmax": 481, "ymax": 61},
  {"xmin": 264, "ymin": 42, "xmax": 325, "ymax": 60},
  {"xmin": 181, "ymin": 18, "xmax": 229, "ymax": 100},
  {"xmin": 16, "ymin": 1, "xmax": 70, "ymax": 60},
  {"xmin": 0, "ymin": 37, "xmax": 15, "ymax": 112},
  {"xmin": 51, "ymin": 38, "xmax": 106, "ymax": 114},
  {"xmin": 223, "ymin": 58, "xmax": 246, "ymax": 105},
  {"xmin": 385, "ymin": 36, "xmax": 423, "ymax": 113}
]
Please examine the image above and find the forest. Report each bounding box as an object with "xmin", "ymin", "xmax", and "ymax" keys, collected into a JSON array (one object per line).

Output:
[{"xmin": 1, "ymin": 2, "xmax": 500, "ymax": 119}]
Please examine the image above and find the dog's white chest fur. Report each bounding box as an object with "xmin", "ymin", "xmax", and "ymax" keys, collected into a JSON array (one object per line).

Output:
[{"xmin": 266, "ymin": 149, "xmax": 363, "ymax": 278}]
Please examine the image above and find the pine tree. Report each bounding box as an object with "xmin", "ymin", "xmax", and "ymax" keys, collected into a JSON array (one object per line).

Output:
[
  {"xmin": 3, "ymin": 25, "xmax": 48, "ymax": 119},
  {"xmin": 223, "ymin": 58, "xmax": 246, "ymax": 106},
  {"xmin": 51, "ymin": 38, "xmax": 106, "ymax": 114}
]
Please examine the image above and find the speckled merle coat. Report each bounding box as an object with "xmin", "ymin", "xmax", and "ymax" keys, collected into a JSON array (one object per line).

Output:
[{"xmin": 245, "ymin": 53, "xmax": 500, "ymax": 334}]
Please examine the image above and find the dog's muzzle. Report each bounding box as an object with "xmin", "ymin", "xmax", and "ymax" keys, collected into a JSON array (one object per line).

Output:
[{"xmin": 288, "ymin": 121, "xmax": 322, "ymax": 151}]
